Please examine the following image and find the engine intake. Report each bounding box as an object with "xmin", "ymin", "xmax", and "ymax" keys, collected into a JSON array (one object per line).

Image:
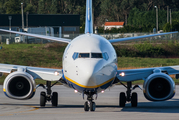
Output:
[
  {"xmin": 143, "ymin": 73, "xmax": 175, "ymax": 101},
  {"xmin": 3, "ymin": 71, "xmax": 36, "ymax": 100}
]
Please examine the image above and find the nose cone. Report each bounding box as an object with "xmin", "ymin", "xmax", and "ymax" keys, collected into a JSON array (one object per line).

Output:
[{"xmin": 79, "ymin": 60, "xmax": 103, "ymax": 87}]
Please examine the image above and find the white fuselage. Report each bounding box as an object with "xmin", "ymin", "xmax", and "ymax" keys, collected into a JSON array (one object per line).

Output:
[{"xmin": 62, "ymin": 34, "xmax": 117, "ymax": 93}]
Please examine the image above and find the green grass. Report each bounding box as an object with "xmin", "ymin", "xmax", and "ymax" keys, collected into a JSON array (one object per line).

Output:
[
  {"xmin": 1, "ymin": 43, "xmax": 179, "ymax": 85},
  {"xmin": 118, "ymin": 57, "xmax": 179, "ymax": 68},
  {"xmin": 0, "ymin": 43, "xmax": 66, "ymax": 68}
]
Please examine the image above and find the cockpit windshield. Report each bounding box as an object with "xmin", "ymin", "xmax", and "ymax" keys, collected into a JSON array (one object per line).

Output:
[
  {"xmin": 72, "ymin": 52, "xmax": 109, "ymax": 60},
  {"xmin": 79, "ymin": 53, "xmax": 90, "ymax": 58},
  {"xmin": 91, "ymin": 53, "xmax": 103, "ymax": 58}
]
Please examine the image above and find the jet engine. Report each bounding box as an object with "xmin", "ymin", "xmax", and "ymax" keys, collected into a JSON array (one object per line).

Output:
[
  {"xmin": 3, "ymin": 71, "xmax": 36, "ymax": 100},
  {"xmin": 143, "ymin": 72, "xmax": 175, "ymax": 101}
]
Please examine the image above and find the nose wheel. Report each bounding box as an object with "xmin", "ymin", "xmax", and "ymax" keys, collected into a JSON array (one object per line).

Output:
[
  {"xmin": 84, "ymin": 94, "xmax": 96, "ymax": 112},
  {"xmin": 84, "ymin": 101, "xmax": 89, "ymax": 111},
  {"xmin": 90, "ymin": 102, "xmax": 96, "ymax": 111},
  {"xmin": 84, "ymin": 101, "xmax": 96, "ymax": 112}
]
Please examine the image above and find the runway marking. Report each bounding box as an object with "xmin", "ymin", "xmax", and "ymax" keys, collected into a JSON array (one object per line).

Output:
[{"xmin": 26, "ymin": 106, "xmax": 39, "ymax": 111}]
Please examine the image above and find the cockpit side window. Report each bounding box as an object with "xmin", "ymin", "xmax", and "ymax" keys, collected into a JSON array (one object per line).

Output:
[
  {"xmin": 91, "ymin": 53, "xmax": 103, "ymax": 58},
  {"xmin": 102, "ymin": 52, "xmax": 109, "ymax": 60},
  {"xmin": 72, "ymin": 52, "xmax": 79, "ymax": 60}
]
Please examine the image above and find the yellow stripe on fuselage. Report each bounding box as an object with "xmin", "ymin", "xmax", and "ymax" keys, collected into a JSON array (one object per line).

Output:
[{"xmin": 65, "ymin": 76, "xmax": 114, "ymax": 88}]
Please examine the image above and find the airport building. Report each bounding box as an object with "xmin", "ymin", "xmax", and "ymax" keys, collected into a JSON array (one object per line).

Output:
[{"xmin": 0, "ymin": 14, "xmax": 80, "ymax": 43}]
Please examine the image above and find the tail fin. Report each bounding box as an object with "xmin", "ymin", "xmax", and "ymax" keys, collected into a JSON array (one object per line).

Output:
[{"xmin": 85, "ymin": 0, "xmax": 93, "ymax": 34}]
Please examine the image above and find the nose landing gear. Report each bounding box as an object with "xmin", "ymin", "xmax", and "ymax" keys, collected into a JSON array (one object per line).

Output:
[{"xmin": 84, "ymin": 94, "xmax": 96, "ymax": 112}]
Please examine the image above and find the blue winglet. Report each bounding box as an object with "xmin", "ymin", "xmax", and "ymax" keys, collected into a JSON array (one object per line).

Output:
[{"xmin": 85, "ymin": 0, "xmax": 93, "ymax": 34}]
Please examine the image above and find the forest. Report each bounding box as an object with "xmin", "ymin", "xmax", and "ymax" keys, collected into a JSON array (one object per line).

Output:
[{"xmin": 1, "ymin": 0, "xmax": 179, "ymax": 32}]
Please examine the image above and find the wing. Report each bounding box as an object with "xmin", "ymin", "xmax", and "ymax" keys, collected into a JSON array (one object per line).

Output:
[
  {"xmin": 0, "ymin": 63, "xmax": 62, "ymax": 81},
  {"xmin": 109, "ymin": 31, "xmax": 178, "ymax": 43},
  {"xmin": 0, "ymin": 29, "xmax": 71, "ymax": 43},
  {"xmin": 117, "ymin": 65, "xmax": 179, "ymax": 82}
]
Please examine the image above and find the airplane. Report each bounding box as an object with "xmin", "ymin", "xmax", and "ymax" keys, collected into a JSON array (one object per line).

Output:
[{"xmin": 0, "ymin": 0, "xmax": 178, "ymax": 112}]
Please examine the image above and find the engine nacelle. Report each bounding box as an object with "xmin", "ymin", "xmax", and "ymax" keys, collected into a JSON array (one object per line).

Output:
[
  {"xmin": 3, "ymin": 71, "xmax": 36, "ymax": 100},
  {"xmin": 143, "ymin": 73, "xmax": 175, "ymax": 101}
]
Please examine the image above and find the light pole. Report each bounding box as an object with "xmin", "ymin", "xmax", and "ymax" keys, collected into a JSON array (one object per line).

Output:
[
  {"xmin": 167, "ymin": 6, "xmax": 169, "ymax": 23},
  {"xmin": 154, "ymin": 6, "xmax": 158, "ymax": 32},
  {"xmin": 21, "ymin": 3, "xmax": 25, "ymax": 43},
  {"xmin": 8, "ymin": 16, "xmax": 12, "ymax": 41},
  {"xmin": 21, "ymin": 3, "xmax": 24, "ymax": 30},
  {"xmin": 170, "ymin": 9, "xmax": 172, "ymax": 31},
  {"xmin": 104, "ymin": 18, "xmax": 108, "ymax": 34}
]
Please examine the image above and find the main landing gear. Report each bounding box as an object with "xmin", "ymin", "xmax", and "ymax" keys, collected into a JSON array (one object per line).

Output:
[
  {"xmin": 84, "ymin": 93, "xmax": 96, "ymax": 112},
  {"xmin": 119, "ymin": 82, "xmax": 141, "ymax": 107},
  {"xmin": 37, "ymin": 81, "xmax": 59, "ymax": 107}
]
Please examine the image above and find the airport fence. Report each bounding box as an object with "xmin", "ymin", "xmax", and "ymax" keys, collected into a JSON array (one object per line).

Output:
[{"xmin": 0, "ymin": 32, "xmax": 179, "ymax": 44}]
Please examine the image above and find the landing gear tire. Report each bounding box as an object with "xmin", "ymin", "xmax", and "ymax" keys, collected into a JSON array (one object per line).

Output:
[
  {"xmin": 52, "ymin": 92, "xmax": 58, "ymax": 107},
  {"xmin": 90, "ymin": 102, "xmax": 96, "ymax": 111},
  {"xmin": 84, "ymin": 101, "xmax": 89, "ymax": 111},
  {"xmin": 119, "ymin": 92, "xmax": 126, "ymax": 107},
  {"xmin": 40, "ymin": 91, "xmax": 46, "ymax": 107},
  {"xmin": 131, "ymin": 92, "xmax": 138, "ymax": 107}
]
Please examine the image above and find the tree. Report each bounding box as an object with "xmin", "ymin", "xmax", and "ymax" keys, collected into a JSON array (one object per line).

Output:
[
  {"xmin": 37, "ymin": 0, "xmax": 45, "ymax": 14},
  {"xmin": 0, "ymin": 0, "xmax": 8, "ymax": 14},
  {"xmin": 120, "ymin": 0, "xmax": 136, "ymax": 26},
  {"xmin": 163, "ymin": 22, "xmax": 171, "ymax": 32},
  {"xmin": 163, "ymin": 20, "xmax": 179, "ymax": 32},
  {"xmin": 24, "ymin": 3, "xmax": 36, "ymax": 14},
  {"xmin": 100, "ymin": 0, "xmax": 123, "ymax": 22},
  {"xmin": 5, "ymin": 0, "xmax": 21, "ymax": 14},
  {"xmin": 128, "ymin": 8, "xmax": 169, "ymax": 31},
  {"xmin": 44, "ymin": 0, "xmax": 52, "ymax": 14},
  {"xmin": 50, "ymin": 0, "xmax": 58, "ymax": 14}
]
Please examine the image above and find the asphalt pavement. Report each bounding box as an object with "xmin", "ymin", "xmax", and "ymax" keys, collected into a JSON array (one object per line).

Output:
[{"xmin": 0, "ymin": 85, "xmax": 179, "ymax": 120}]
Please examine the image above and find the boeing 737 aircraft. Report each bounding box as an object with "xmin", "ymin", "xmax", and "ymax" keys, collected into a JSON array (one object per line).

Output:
[{"xmin": 0, "ymin": 0, "xmax": 178, "ymax": 112}]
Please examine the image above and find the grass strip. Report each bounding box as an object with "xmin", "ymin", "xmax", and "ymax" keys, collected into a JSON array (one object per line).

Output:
[{"xmin": 0, "ymin": 43, "xmax": 179, "ymax": 85}]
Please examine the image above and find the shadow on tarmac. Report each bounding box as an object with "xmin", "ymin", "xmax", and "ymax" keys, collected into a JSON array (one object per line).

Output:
[
  {"xmin": 121, "ymin": 99, "xmax": 179, "ymax": 113},
  {"xmin": 1, "ymin": 99, "xmax": 179, "ymax": 113}
]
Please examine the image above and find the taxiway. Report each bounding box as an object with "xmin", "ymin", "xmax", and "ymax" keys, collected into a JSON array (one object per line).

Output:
[{"xmin": 0, "ymin": 85, "xmax": 179, "ymax": 120}]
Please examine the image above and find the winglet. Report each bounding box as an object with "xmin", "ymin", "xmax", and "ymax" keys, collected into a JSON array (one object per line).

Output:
[{"xmin": 85, "ymin": 0, "xmax": 93, "ymax": 34}]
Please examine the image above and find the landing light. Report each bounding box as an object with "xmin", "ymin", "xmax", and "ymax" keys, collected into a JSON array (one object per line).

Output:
[
  {"xmin": 119, "ymin": 72, "xmax": 125, "ymax": 77},
  {"xmin": 54, "ymin": 71, "xmax": 59, "ymax": 76},
  {"xmin": 74, "ymin": 90, "xmax": 78, "ymax": 93},
  {"xmin": 101, "ymin": 90, "xmax": 104, "ymax": 93}
]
